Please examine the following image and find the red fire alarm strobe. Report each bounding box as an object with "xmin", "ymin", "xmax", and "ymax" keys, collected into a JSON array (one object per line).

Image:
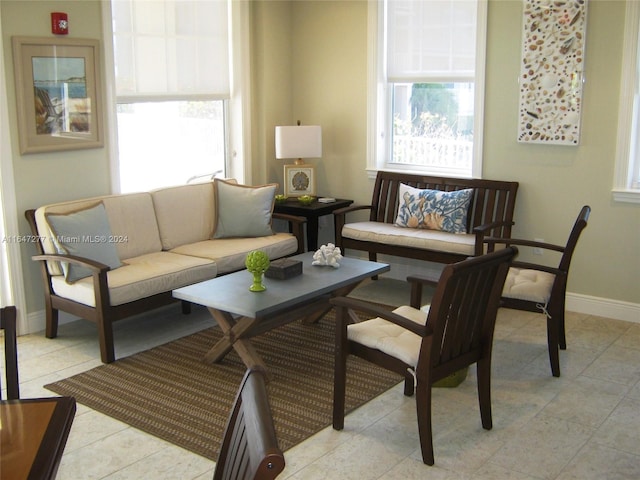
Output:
[{"xmin": 51, "ymin": 12, "xmax": 69, "ymax": 35}]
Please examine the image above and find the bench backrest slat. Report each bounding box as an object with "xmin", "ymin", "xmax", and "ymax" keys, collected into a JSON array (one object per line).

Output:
[{"xmin": 369, "ymin": 171, "xmax": 518, "ymax": 235}]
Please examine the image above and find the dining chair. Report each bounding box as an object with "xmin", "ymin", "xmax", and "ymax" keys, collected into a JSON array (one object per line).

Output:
[
  {"xmin": 485, "ymin": 205, "xmax": 590, "ymax": 377},
  {"xmin": 1, "ymin": 305, "xmax": 20, "ymax": 400},
  {"xmin": 331, "ymin": 247, "xmax": 517, "ymax": 465},
  {"xmin": 213, "ymin": 367, "xmax": 285, "ymax": 480}
]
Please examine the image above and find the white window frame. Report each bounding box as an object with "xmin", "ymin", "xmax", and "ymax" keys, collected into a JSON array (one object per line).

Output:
[
  {"xmin": 613, "ymin": 0, "xmax": 640, "ymax": 204},
  {"xmin": 366, "ymin": 0, "xmax": 487, "ymax": 179},
  {"xmin": 101, "ymin": 0, "xmax": 252, "ymax": 192}
]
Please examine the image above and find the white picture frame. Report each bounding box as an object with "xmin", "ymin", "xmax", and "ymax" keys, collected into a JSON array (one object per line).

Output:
[
  {"xmin": 12, "ymin": 36, "xmax": 104, "ymax": 154},
  {"xmin": 284, "ymin": 164, "xmax": 316, "ymax": 197}
]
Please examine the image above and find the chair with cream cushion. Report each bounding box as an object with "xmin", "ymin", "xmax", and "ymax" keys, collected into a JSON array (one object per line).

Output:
[
  {"xmin": 485, "ymin": 205, "xmax": 590, "ymax": 377},
  {"xmin": 331, "ymin": 247, "xmax": 517, "ymax": 465}
]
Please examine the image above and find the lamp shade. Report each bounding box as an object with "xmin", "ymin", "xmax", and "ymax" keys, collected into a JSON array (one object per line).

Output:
[{"xmin": 275, "ymin": 125, "xmax": 322, "ymax": 160}]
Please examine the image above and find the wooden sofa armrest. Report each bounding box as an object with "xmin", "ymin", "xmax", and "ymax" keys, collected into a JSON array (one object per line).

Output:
[
  {"xmin": 32, "ymin": 253, "xmax": 111, "ymax": 273},
  {"xmin": 330, "ymin": 296, "xmax": 431, "ymax": 337},
  {"xmin": 510, "ymin": 260, "xmax": 561, "ymax": 276},
  {"xmin": 484, "ymin": 236, "xmax": 565, "ymax": 254},
  {"xmin": 333, "ymin": 204, "xmax": 373, "ymax": 217},
  {"xmin": 334, "ymin": 205, "xmax": 373, "ymax": 248},
  {"xmin": 272, "ymin": 212, "xmax": 307, "ymax": 254},
  {"xmin": 472, "ymin": 221, "xmax": 516, "ymax": 255},
  {"xmin": 406, "ymin": 274, "xmax": 441, "ymax": 309}
]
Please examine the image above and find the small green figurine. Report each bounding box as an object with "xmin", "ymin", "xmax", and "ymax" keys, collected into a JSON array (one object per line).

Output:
[{"xmin": 245, "ymin": 250, "xmax": 270, "ymax": 292}]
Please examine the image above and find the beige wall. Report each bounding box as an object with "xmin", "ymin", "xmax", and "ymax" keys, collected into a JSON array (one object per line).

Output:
[
  {"xmin": 2, "ymin": 0, "xmax": 638, "ymax": 318},
  {"xmin": 1, "ymin": 0, "xmax": 111, "ymax": 312},
  {"xmin": 256, "ymin": 0, "xmax": 639, "ymax": 305}
]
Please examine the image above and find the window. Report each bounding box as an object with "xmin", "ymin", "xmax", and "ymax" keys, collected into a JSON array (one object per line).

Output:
[
  {"xmin": 368, "ymin": 0, "xmax": 487, "ymax": 178},
  {"xmin": 106, "ymin": 0, "xmax": 236, "ymax": 193},
  {"xmin": 613, "ymin": 0, "xmax": 640, "ymax": 204}
]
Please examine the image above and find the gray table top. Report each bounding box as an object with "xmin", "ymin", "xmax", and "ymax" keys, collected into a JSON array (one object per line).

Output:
[{"xmin": 173, "ymin": 252, "xmax": 389, "ymax": 318}]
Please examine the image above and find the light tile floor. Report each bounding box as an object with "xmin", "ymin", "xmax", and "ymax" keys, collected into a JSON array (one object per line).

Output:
[{"xmin": 3, "ymin": 278, "xmax": 640, "ymax": 479}]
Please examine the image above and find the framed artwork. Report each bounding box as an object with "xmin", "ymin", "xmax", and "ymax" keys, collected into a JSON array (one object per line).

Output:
[
  {"xmin": 284, "ymin": 164, "xmax": 316, "ymax": 197},
  {"xmin": 12, "ymin": 36, "xmax": 103, "ymax": 154},
  {"xmin": 517, "ymin": 0, "xmax": 588, "ymax": 145}
]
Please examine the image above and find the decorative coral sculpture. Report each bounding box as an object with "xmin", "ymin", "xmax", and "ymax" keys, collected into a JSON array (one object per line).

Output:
[{"xmin": 312, "ymin": 243, "xmax": 343, "ymax": 268}]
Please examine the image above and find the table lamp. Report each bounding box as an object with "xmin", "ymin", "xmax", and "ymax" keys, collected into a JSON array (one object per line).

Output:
[{"xmin": 275, "ymin": 122, "xmax": 322, "ymax": 196}]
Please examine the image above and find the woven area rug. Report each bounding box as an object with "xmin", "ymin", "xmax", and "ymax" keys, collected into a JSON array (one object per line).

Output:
[{"xmin": 45, "ymin": 310, "xmax": 402, "ymax": 461}]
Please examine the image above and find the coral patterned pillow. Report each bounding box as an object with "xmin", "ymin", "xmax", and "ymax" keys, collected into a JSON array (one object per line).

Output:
[{"xmin": 395, "ymin": 184, "xmax": 473, "ymax": 233}]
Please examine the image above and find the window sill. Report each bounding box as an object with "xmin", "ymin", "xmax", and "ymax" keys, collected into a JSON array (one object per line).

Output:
[{"xmin": 612, "ymin": 189, "xmax": 640, "ymax": 204}]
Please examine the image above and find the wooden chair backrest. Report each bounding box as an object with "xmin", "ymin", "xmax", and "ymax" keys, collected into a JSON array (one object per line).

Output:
[
  {"xmin": 558, "ymin": 205, "xmax": 590, "ymax": 273},
  {"xmin": 1, "ymin": 306, "xmax": 20, "ymax": 400},
  {"xmin": 369, "ymin": 171, "xmax": 519, "ymax": 238},
  {"xmin": 213, "ymin": 368, "xmax": 285, "ymax": 480},
  {"xmin": 419, "ymin": 247, "xmax": 517, "ymax": 381}
]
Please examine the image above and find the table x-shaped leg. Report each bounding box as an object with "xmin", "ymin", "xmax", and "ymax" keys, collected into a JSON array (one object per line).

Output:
[{"xmin": 204, "ymin": 308, "xmax": 267, "ymax": 373}]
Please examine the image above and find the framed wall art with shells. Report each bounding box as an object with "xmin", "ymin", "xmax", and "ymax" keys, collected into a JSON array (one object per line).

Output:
[{"xmin": 517, "ymin": 0, "xmax": 588, "ymax": 145}]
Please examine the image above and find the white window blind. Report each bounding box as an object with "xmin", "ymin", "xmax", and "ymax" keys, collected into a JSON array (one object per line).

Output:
[
  {"xmin": 112, "ymin": 0, "xmax": 229, "ymax": 100},
  {"xmin": 386, "ymin": 0, "xmax": 478, "ymax": 82},
  {"xmin": 613, "ymin": 0, "xmax": 640, "ymax": 203}
]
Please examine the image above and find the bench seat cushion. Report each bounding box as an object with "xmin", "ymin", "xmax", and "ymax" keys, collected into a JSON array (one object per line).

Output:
[
  {"xmin": 342, "ymin": 221, "xmax": 476, "ymax": 256},
  {"xmin": 51, "ymin": 252, "xmax": 217, "ymax": 307},
  {"xmin": 170, "ymin": 233, "xmax": 298, "ymax": 275}
]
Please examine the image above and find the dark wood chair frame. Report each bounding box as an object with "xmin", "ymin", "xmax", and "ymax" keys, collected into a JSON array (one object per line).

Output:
[
  {"xmin": 334, "ymin": 171, "xmax": 519, "ymax": 265},
  {"xmin": 214, "ymin": 368, "xmax": 285, "ymax": 480},
  {"xmin": 24, "ymin": 209, "xmax": 306, "ymax": 364},
  {"xmin": 485, "ymin": 205, "xmax": 591, "ymax": 377},
  {"xmin": 331, "ymin": 247, "xmax": 518, "ymax": 465},
  {"xmin": 1, "ymin": 305, "xmax": 20, "ymax": 400}
]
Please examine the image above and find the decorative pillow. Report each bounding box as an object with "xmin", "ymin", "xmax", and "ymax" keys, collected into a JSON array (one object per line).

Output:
[
  {"xmin": 395, "ymin": 184, "xmax": 473, "ymax": 233},
  {"xmin": 213, "ymin": 179, "xmax": 277, "ymax": 238},
  {"xmin": 46, "ymin": 202, "xmax": 123, "ymax": 283}
]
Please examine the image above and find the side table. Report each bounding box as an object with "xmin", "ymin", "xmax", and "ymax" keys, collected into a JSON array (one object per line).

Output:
[{"xmin": 273, "ymin": 198, "xmax": 353, "ymax": 251}]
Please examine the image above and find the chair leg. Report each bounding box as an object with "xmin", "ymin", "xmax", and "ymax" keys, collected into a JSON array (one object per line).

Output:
[
  {"xmin": 181, "ymin": 301, "xmax": 191, "ymax": 315},
  {"xmin": 476, "ymin": 359, "xmax": 493, "ymax": 430},
  {"xmin": 368, "ymin": 252, "xmax": 379, "ymax": 280},
  {"xmin": 547, "ymin": 315, "xmax": 561, "ymax": 377},
  {"xmin": 415, "ymin": 381, "xmax": 435, "ymax": 465},
  {"xmin": 97, "ymin": 314, "xmax": 116, "ymax": 364},
  {"xmin": 404, "ymin": 372, "xmax": 415, "ymax": 396},
  {"xmin": 557, "ymin": 302, "xmax": 567, "ymax": 350},
  {"xmin": 333, "ymin": 313, "xmax": 348, "ymax": 430},
  {"xmin": 45, "ymin": 303, "xmax": 59, "ymax": 339}
]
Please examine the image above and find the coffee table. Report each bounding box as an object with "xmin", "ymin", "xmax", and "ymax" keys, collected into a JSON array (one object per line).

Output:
[{"xmin": 173, "ymin": 252, "xmax": 389, "ymax": 373}]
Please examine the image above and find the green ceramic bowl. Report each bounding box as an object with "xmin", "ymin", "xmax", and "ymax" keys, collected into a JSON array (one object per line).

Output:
[{"xmin": 298, "ymin": 195, "xmax": 315, "ymax": 206}]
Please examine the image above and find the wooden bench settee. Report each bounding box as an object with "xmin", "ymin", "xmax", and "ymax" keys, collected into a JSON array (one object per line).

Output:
[{"xmin": 334, "ymin": 171, "xmax": 519, "ymax": 266}]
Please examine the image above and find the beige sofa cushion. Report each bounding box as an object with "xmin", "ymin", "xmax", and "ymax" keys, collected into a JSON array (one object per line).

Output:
[
  {"xmin": 35, "ymin": 192, "xmax": 162, "ymax": 275},
  {"xmin": 151, "ymin": 182, "xmax": 216, "ymax": 250},
  {"xmin": 342, "ymin": 221, "xmax": 476, "ymax": 256},
  {"xmin": 170, "ymin": 233, "xmax": 298, "ymax": 275},
  {"xmin": 51, "ymin": 251, "xmax": 217, "ymax": 307}
]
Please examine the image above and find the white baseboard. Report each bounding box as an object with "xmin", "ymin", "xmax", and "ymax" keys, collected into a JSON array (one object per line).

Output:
[
  {"xmin": 368, "ymin": 254, "xmax": 640, "ymax": 325},
  {"xmin": 566, "ymin": 293, "xmax": 640, "ymax": 324},
  {"xmin": 23, "ymin": 309, "xmax": 79, "ymax": 336}
]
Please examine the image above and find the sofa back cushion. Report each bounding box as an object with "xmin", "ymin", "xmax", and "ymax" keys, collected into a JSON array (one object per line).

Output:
[
  {"xmin": 213, "ymin": 179, "xmax": 277, "ymax": 239},
  {"xmin": 151, "ymin": 182, "xmax": 216, "ymax": 250},
  {"xmin": 35, "ymin": 192, "xmax": 162, "ymax": 275},
  {"xmin": 46, "ymin": 202, "xmax": 124, "ymax": 283}
]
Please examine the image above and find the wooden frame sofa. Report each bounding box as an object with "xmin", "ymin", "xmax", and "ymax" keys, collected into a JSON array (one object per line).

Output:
[
  {"xmin": 25, "ymin": 179, "xmax": 305, "ymax": 364},
  {"xmin": 335, "ymin": 171, "xmax": 519, "ymax": 265}
]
